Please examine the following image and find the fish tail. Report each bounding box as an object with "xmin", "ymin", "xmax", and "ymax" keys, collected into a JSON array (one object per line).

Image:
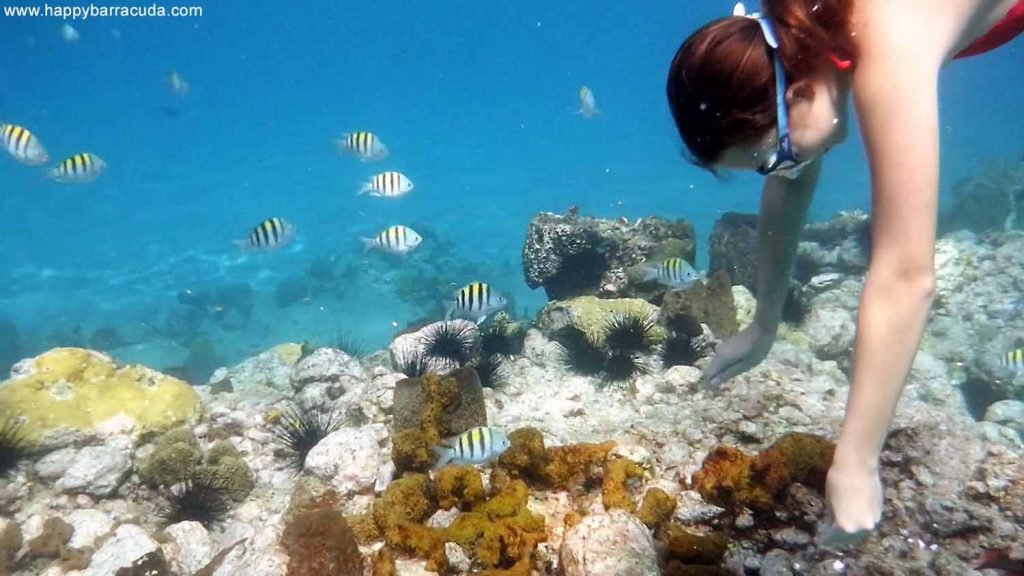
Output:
[
  {"xmin": 641, "ymin": 266, "xmax": 659, "ymax": 282},
  {"xmin": 431, "ymin": 446, "xmax": 454, "ymax": 470},
  {"xmin": 444, "ymin": 302, "xmax": 455, "ymax": 320},
  {"xmin": 357, "ymin": 181, "xmax": 371, "ymax": 195},
  {"xmin": 359, "ymin": 237, "xmax": 376, "ymax": 252}
]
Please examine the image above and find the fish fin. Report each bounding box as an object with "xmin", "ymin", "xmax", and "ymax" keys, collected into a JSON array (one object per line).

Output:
[
  {"xmin": 431, "ymin": 446, "xmax": 454, "ymax": 470},
  {"xmin": 476, "ymin": 315, "xmax": 488, "ymax": 325},
  {"xmin": 232, "ymin": 239, "xmax": 252, "ymax": 253},
  {"xmin": 641, "ymin": 266, "xmax": 659, "ymax": 282},
  {"xmin": 357, "ymin": 181, "xmax": 372, "ymax": 195},
  {"xmin": 359, "ymin": 237, "xmax": 376, "ymax": 252}
]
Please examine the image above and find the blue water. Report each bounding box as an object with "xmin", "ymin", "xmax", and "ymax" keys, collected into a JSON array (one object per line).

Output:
[{"xmin": 1, "ymin": 1, "xmax": 1021, "ymax": 377}]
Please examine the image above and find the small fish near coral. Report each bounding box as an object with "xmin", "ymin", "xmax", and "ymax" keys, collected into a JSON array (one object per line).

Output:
[
  {"xmin": 337, "ymin": 131, "xmax": 389, "ymax": 162},
  {"xmin": 432, "ymin": 426, "xmax": 510, "ymax": 469},
  {"xmin": 641, "ymin": 257, "xmax": 701, "ymax": 289},
  {"xmin": 361, "ymin": 224, "xmax": 422, "ymax": 254},
  {"xmin": 445, "ymin": 281, "xmax": 508, "ymax": 324},
  {"xmin": 1, "ymin": 124, "xmax": 49, "ymax": 165},
  {"xmin": 997, "ymin": 348, "xmax": 1024, "ymax": 373},
  {"xmin": 48, "ymin": 152, "xmax": 107, "ymax": 183},
  {"xmin": 235, "ymin": 217, "xmax": 296, "ymax": 252}
]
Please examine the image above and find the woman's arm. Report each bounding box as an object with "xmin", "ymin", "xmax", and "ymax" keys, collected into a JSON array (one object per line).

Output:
[
  {"xmin": 827, "ymin": 14, "xmax": 943, "ymax": 534},
  {"xmin": 704, "ymin": 165, "xmax": 818, "ymax": 388}
]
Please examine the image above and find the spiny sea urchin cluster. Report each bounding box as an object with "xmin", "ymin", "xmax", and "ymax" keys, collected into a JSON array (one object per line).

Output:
[
  {"xmin": 422, "ymin": 321, "xmax": 479, "ymax": 368},
  {"xmin": 159, "ymin": 475, "xmax": 231, "ymax": 528},
  {"xmin": 555, "ymin": 310, "xmax": 657, "ymax": 384},
  {"xmin": 270, "ymin": 403, "xmax": 341, "ymax": 473}
]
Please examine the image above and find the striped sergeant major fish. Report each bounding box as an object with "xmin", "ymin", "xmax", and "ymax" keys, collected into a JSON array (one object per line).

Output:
[
  {"xmin": 576, "ymin": 86, "xmax": 599, "ymax": 119},
  {"xmin": 337, "ymin": 131, "xmax": 389, "ymax": 162},
  {"xmin": 446, "ymin": 281, "xmax": 508, "ymax": 324},
  {"xmin": 359, "ymin": 171, "xmax": 414, "ymax": 198},
  {"xmin": 641, "ymin": 257, "xmax": 700, "ymax": 289},
  {"xmin": 48, "ymin": 152, "xmax": 106, "ymax": 183},
  {"xmin": 1, "ymin": 124, "xmax": 49, "ymax": 165},
  {"xmin": 236, "ymin": 217, "xmax": 295, "ymax": 251},
  {"xmin": 361, "ymin": 224, "xmax": 422, "ymax": 254},
  {"xmin": 432, "ymin": 426, "xmax": 511, "ymax": 470},
  {"xmin": 998, "ymin": 348, "xmax": 1024, "ymax": 373}
]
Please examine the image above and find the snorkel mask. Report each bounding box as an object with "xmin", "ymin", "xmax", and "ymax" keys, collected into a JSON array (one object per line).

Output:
[{"xmin": 734, "ymin": 2, "xmax": 812, "ymax": 179}]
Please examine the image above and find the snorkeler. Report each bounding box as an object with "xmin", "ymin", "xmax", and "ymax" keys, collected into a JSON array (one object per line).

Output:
[{"xmin": 666, "ymin": 0, "xmax": 1023, "ymax": 545}]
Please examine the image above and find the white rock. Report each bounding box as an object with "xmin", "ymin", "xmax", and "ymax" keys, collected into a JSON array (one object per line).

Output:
[
  {"xmin": 291, "ymin": 347, "xmax": 365, "ymax": 390},
  {"xmin": 66, "ymin": 509, "xmax": 115, "ymax": 549},
  {"xmin": 83, "ymin": 524, "xmax": 159, "ymax": 576},
  {"xmin": 445, "ymin": 542, "xmax": 472, "ymax": 572},
  {"xmin": 56, "ymin": 437, "xmax": 132, "ymax": 496},
  {"xmin": 375, "ymin": 460, "xmax": 396, "ymax": 494},
  {"xmin": 559, "ymin": 509, "xmax": 658, "ymax": 576},
  {"xmin": 34, "ymin": 447, "xmax": 79, "ymax": 480},
  {"xmin": 163, "ymin": 521, "xmax": 213, "ymax": 576},
  {"xmin": 304, "ymin": 423, "xmax": 389, "ymax": 495},
  {"xmin": 426, "ymin": 507, "xmax": 461, "ymax": 529},
  {"xmin": 93, "ymin": 413, "xmax": 137, "ymax": 438},
  {"xmin": 984, "ymin": 400, "xmax": 1024, "ymax": 434},
  {"xmin": 732, "ymin": 285, "xmax": 756, "ymax": 328},
  {"xmin": 662, "ymin": 365, "xmax": 702, "ymax": 393}
]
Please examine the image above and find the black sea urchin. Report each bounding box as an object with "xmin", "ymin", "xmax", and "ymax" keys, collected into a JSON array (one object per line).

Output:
[
  {"xmin": 422, "ymin": 321, "xmax": 478, "ymax": 367},
  {"xmin": 335, "ymin": 330, "xmax": 368, "ymax": 358},
  {"xmin": 394, "ymin": 346, "xmax": 431, "ymax": 378},
  {"xmin": 602, "ymin": 310, "xmax": 657, "ymax": 356},
  {"xmin": 0, "ymin": 416, "xmax": 28, "ymax": 477},
  {"xmin": 480, "ymin": 320, "xmax": 526, "ymax": 358},
  {"xmin": 270, "ymin": 403, "xmax": 340, "ymax": 473},
  {"xmin": 603, "ymin": 350, "xmax": 649, "ymax": 384},
  {"xmin": 555, "ymin": 325, "xmax": 606, "ymax": 377},
  {"xmin": 160, "ymin": 475, "xmax": 231, "ymax": 528},
  {"xmin": 661, "ymin": 331, "xmax": 700, "ymax": 369},
  {"xmin": 470, "ymin": 353, "xmax": 505, "ymax": 389}
]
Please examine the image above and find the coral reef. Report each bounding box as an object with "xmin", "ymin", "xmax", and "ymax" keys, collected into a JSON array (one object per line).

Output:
[
  {"xmin": 0, "ymin": 416, "xmax": 28, "ymax": 477},
  {"xmin": 158, "ymin": 475, "xmax": 232, "ymax": 528},
  {"xmin": 137, "ymin": 427, "xmax": 201, "ymax": 487},
  {"xmin": 938, "ymin": 158, "xmax": 1024, "ymax": 235},
  {"xmin": 692, "ymin": 432, "xmax": 834, "ymax": 513},
  {"xmin": 660, "ymin": 270, "xmax": 738, "ymax": 338},
  {"xmin": 282, "ymin": 490, "xmax": 365, "ymax": 576},
  {"xmin": 0, "ymin": 348, "xmax": 201, "ymax": 449},
  {"xmin": 522, "ymin": 210, "xmax": 696, "ymax": 300}
]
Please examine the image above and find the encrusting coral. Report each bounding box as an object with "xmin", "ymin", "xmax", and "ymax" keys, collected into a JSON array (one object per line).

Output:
[
  {"xmin": 0, "ymin": 348, "xmax": 201, "ymax": 447},
  {"xmin": 282, "ymin": 488, "xmax": 365, "ymax": 576},
  {"xmin": 138, "ymin": 427, "xmax": 202, "ymax": 487},
  {"xmin": 435, "ymin": 465, "xmax": 486, "ymax": 510},
  {"xmin": 636, "ymin": 487, "xmax": 677, "ymax": 530},
  {"xmin": 602, "ymin": 458, "xmax": 645, "ymax": 512},
  {"xmin": 498, "ymin": 427, "xmax": 615, "ymax": 489},
  {"xmin": 691, "ymin": 431, "xmax": 834, "ymax": 512}
]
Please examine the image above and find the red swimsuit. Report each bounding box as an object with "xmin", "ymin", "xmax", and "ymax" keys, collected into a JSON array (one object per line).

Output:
[{"xmin": 955, "ymin": 0, "xmax": 1024, "ymax": 58}]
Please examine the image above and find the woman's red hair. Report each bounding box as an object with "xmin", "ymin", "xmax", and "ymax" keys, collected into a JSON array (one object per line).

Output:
[{"xmin": 666, "ymin": 0, "xmax": 857, "ymax": 167}]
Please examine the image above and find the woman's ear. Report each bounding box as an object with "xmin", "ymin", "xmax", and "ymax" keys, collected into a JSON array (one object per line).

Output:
[{"xmin": 785, "ymin": 79, "xmax": 816, "ymax": 105}]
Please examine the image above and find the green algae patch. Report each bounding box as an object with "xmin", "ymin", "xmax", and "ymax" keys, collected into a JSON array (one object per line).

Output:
[
  {"xmin": 539, "ymin": 296, "xmax": 666, "ymax": 344},
  {"xmin": 0, "ymin": 348, "xmax": 202, "ymax": 447}
]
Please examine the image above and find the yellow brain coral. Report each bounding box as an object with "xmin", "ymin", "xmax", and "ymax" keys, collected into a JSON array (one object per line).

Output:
[{"xmin": 0, "ymin": 348, "xmax": 202, "ymax": 447}]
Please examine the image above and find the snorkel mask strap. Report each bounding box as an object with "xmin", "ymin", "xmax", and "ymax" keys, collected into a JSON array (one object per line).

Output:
[{"xmin": 734, "ymin": 2, "xmax": 791, "ymax": 149}]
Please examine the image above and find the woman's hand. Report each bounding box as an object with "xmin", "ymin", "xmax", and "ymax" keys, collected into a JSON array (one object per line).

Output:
[
  {"xmin": 821, "ymin": 458, "xmax": 883, "ymax": 546},
  {"xmin": 703, "ymin": 324, "xmax": 774, "ymax": 390}
]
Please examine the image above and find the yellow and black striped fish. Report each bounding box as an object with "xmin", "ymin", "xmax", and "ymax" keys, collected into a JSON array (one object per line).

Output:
[
  {"xmin": 446, "ymin": 281, "xmax": 508, "ymax": 324},
  {"xmin": 238, "ymin": 217, "xmax": 295, "ymax": 251},
  {"xmin": 998, "ymin": 348, "xmax": 1024, "ymax": 373},
  {"xmin": 1, "ymin": 124, "xmax": 49, "ymax": 165},
  {"xmin": 359, "ymin": 171, "xmax": 413, "ymax": 198},
  {"xmin": 432, "ymin": 426, "xmax": 511, "ymax": 469},
  {"xmin": 641, "ymin": 257, "xmax": 700, "ymax": 288},
  {"xmin": 48, "ymin": 152, "xmax": 106, "ymax": 183},
  {"xmin": 337, "ymin": 131, "xmax": 388, "ymax": 162},
  {"xmin": 361, "ymin": 225, "xmax": 423, "ymax": 254}
]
